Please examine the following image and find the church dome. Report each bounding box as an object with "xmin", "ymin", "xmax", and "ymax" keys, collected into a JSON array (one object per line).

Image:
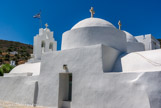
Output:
[
  {"xmin": 71, "ymin": 18, "xmax": 116, "ymax": 30},
  {"xmin": 123, "ymin": 31, "xmax": 138, "ymax": 43},
  {"xmin": 62, "ymin": 17, "xmax": 127, "ymax": 52}
]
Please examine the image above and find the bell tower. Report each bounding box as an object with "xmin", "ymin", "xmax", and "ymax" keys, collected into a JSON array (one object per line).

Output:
[{"xmin": 33, "ymin": 23, "xmax": 57, "ymax": 60}]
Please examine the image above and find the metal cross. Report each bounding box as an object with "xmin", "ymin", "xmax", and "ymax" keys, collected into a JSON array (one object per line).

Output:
[
  {"xmin": 118, "ymin": 20, "xmax": 122, "ymax": 30},
  {"xmin": 45, "ymin": 23, "xmax": 48, "ymax": 28},
  {"xmin": 90, "ymin": 7, "xmax": 95, "ymax": 18}
]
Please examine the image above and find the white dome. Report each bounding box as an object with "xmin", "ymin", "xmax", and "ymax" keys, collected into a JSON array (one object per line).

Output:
[
  {"xmin": 62, "ymin": 17, "xmax": 127, "ymax": 52},
  {"xmin": 10, "ymin": 62, "xmax": 41, "ymax": 76},
  {"xmin": 123, "ymin": 31, "xmax": 138, "ymax": 43},
  {"xmin": 71, "ymin": 18, "xmax": 116, "ymax": 30}
]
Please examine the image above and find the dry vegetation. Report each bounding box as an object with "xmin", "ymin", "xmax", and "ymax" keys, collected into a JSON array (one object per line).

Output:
[{"xmin": 0, "ymin": 40, "xmax": 33, "ymax": 65}]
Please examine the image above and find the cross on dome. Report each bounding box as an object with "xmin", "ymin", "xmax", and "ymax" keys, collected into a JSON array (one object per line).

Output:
[
  {"xmin": 118, "ymin": 20, "xmax": 122, "ymax": 30},
  {"xmin": 90, "ymin": 7, "xmax": 95, "ymax": 18},
  {"xmin": 45, "ymin": 23, "xmax": 48, "ymax": 28}
]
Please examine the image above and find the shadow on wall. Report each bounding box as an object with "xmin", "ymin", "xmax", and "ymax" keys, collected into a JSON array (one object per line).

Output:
[
  {"xmin": 111, "ymin": 53, "xmax": 127, "ymax": 72},
  {"xmin": 33, "ymin": 81, "xmax": 39, "ymax": 107}
]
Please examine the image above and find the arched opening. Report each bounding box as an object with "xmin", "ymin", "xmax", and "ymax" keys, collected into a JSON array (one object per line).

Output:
[
  {"xmin": 49, "ymin": 42, "xmax": 53, "ymax": 51},
  {"xmin": 41, "ymin": 41, "xmax": 45, "ymax": 53}
]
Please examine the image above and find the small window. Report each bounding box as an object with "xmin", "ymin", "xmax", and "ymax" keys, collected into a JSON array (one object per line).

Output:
[
  {"xmin": 49, "ymin": 42, "xmax": 53, "ymax": 51},
  {"xmin": 41, "ymin": 41, "xmax": 45, "ymax": 53},
  {"xmin": 41, "ymin": 41, "xmax": 45, "ymax": 48}
]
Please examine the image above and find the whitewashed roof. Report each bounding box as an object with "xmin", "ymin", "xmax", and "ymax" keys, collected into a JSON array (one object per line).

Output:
[
  {"xmin": 10, "ymin": 62, "xmax": 41, "ymax": 76},
  {"xmin": 123, "ymin": 31, "xmax": 138, "ymax": 43},
  {"xmin": 71, "ymin": 18, "xmax": 116, "ymax": 30}
]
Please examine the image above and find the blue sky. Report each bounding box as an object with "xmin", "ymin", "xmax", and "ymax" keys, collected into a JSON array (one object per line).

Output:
[{"xmin": 0, "ymin": 0, "xmax": 161, "ymax": 50}]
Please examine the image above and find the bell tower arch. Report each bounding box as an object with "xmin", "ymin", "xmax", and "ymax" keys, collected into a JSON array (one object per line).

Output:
[{"xmin": 33, "ymin": 24, "xmax": 57, "ymax": 60}]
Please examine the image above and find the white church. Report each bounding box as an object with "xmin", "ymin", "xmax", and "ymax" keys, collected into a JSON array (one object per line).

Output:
[{"xmin": 0, "ymin": 7, "xmax": 161, "ymax": 108}]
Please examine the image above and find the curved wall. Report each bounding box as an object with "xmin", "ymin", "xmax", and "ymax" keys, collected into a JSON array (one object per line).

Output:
[{"xmin": 61, "ymin": 27, "xmax": 127, "ymax": 52}]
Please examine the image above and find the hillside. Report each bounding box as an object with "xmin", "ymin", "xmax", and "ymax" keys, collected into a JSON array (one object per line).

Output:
[
  {"xmin": 158, "ymin": 39, "xmax": 161, "ymax": 47},
  {"xmin": 0, "ymin": 40, "xmax": 33, "ymax": 65},
  {"xmin": 0, "ymin": 39, "xmax": 160, "ymax": 66}
]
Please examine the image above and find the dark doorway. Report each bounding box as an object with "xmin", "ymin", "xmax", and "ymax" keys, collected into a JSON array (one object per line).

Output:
[
  {"xmin": 68, "ymin": 73, "xmax": 72, "ymax": 101},
  {"xmin": 58, "ymin": 73, "xmax": 72, "ymax": 108}
]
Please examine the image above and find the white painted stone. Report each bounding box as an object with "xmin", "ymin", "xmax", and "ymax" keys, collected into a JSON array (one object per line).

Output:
[
  {"xmin": 123, "ymin": 31, "xmax": 138, "ymax": 43},
  {"xmin": 71, "ymin": 18, "xmax": 116, "ymax": 30},
  {"xmin": 62, "ymin": 27, "xmax": 127, "ymax": 52},
  {"xmin": 0, "ymin": 76, "xmax": 38, "ymax": 105},
  {"xmin": 33, "ymin": 28, "xmax": 57, "ymax": 60},
  {"xmin": 10, "ymin": 62, "xmax": 41, "ymax": 76},
  {"xmin": 123, "ymin": 31, "xmax": 145, "ymax": 53},
  {"xmin": 37, "ymin": 44, "xmax": 161, "ymax": 108},
  {"xmin": 4, "ymin": 73, "xmax": 33, "ymax": 77},
  {"xmin": 121, "ymin": 49, "xmax": 161, "ymax": 72},
  {"xmin": 127, "ymin": 42, "xmax": 145, "ymax": 53},
  {"xmin": 135, "ymin": 34, "xmax": 160, "ymax": 50}
]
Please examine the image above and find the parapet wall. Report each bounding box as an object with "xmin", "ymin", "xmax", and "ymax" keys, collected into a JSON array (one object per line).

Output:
[{"xmin": 0, "ymin": 76, "xmax": 38, "ymax": 106}]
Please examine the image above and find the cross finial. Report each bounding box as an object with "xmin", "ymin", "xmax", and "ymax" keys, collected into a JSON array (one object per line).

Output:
[
  {"xmin": 118, "ymin": 20, "xmax": 122, "ymax": 30},
  {"xmin": 45, "ymin": 23, "xmax": 48, "ymax": 28},
  {"xmin": 90, "ymin": 7, "xmax": 95, "ymax": 18}
]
